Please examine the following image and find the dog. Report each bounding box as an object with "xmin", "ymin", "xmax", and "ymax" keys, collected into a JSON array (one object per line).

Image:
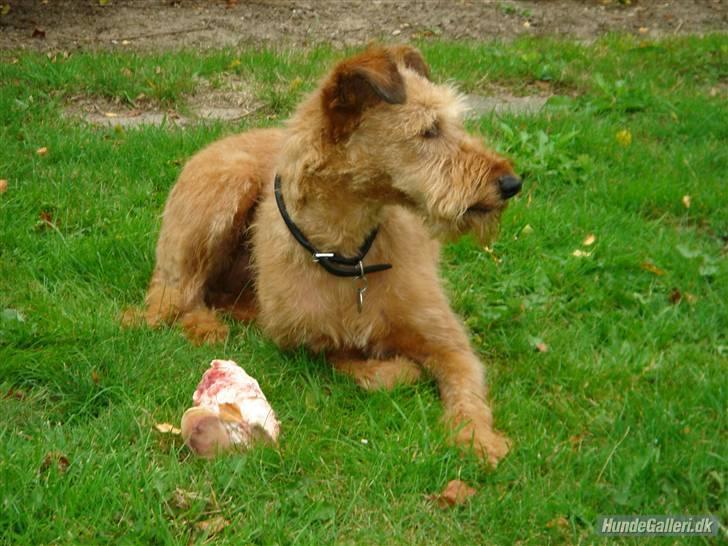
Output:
[{"xmin": 137, "ymin": 45, "xmax": 521, "ymax": 465}]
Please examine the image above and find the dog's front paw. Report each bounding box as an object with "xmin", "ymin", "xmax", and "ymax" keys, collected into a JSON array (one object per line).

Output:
[
  {"xmin": 452, "ymin": 416, "xmax": 511, "ymax": 467},
  {"xmin": 180, "ymin": 311, "xmax": 229, "ymax": 345}
]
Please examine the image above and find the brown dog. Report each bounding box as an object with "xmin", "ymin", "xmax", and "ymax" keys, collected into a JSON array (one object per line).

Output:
[{"xmin": 140, "ymin": 45, "xmax": 521, "ymax": 465}]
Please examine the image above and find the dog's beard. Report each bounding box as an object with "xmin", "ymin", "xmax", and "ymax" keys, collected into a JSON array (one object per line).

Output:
[{"xmin": 425, "ymin": 209, "xmax": 502, "ymax": 245}]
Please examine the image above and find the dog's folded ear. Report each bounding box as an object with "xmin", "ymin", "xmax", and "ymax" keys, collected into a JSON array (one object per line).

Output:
[
  {"xmin": 321, "ymin": 48, "xmax": 405, "ymax": 143},
  {"xmin": 388, "ymin": 45, "xmax": 430, "ymax": 80}
]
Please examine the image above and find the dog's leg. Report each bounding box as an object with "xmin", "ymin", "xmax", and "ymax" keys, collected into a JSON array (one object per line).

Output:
[
  {"xmin": 146, "ymin": 271, "xmax": 230, "ymax": 345},
  {"xmin": 387, "ymin": 322, "xmax": 510, "ymax": 466},
  {"xmin": 328, "ymin": 350, "xmax": 422, "ymax": 391}
]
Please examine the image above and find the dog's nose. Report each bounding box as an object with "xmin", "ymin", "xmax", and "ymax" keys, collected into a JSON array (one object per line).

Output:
[{"xmin": 498, "ymin": 175, "xmax": 522, "ymax": 199}]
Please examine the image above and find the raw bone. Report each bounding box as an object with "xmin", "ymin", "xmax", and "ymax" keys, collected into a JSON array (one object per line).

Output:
[{"xmin": 181, "ymin": 359, "xmax": 280, "ymax": 458}]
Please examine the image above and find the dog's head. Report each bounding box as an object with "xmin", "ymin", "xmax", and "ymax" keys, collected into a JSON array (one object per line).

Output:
[{"xmin": 316, "ymin": 45, "xmax": 521, "ymax": 244}]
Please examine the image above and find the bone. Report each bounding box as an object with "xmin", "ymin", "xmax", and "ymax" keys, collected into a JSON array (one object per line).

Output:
[{"xmin": 181, "ymin": 359, "xmax": 280, "ymax": 458}]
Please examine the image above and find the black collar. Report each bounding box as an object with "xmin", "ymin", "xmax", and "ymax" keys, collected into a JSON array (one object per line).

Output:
[{"xmin": 274, "ymin": 174, "xmax": 392, "ymax": 278}]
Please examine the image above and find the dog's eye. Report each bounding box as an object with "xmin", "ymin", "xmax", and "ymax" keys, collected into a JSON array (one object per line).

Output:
[{"xmin": 421, "ymin": 122, "xmax": 440, "ymax": 139}]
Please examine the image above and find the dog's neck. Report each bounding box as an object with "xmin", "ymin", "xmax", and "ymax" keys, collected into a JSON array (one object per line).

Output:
[{"xmin": 276, "ymin": 168, "xmax": 386, "ymax": 257}]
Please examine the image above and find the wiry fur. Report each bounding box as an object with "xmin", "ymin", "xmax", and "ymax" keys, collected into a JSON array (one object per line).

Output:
[{"xmin": 133, "ymin": 46, "xmax": 520, "ymax": 466}]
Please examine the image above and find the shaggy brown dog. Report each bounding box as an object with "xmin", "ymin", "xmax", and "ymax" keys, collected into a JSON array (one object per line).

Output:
[{"xmin": 140, "ymin": 45, "xmax": 521, "ymax": 465}]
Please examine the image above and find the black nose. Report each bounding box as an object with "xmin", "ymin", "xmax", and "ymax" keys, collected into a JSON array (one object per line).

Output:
[{"xmin": 498, "ymin": 175, "xmax": 522, "ymax": 199}]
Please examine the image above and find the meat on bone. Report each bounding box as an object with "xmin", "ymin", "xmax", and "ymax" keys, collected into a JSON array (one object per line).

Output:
[{"xmin": 181, "ymin": 359, "xmax": 280, "ymax": 458}]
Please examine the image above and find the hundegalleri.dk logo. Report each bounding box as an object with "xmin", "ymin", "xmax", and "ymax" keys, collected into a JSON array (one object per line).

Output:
[{"xmin": 596, "ymin": 515, "xmax": 719, "ymax": 536}]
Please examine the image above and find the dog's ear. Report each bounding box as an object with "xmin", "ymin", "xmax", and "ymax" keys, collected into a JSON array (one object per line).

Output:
[
  {"xmin": 388, "ymin": 45, "xmax": 430, "ymax": 80},
  {"xmin": 321, "ymin": 48, "xmax": 405, "ymax": 143}
]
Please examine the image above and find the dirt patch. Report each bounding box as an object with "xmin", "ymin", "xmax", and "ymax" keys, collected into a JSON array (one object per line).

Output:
[
  {"xmin": 63, "ymin": 72, "xmax": 263, "ymax": 127},
  {"xmin": 1, "ymin": 1, "xmax": 725, "ymax": 52}
]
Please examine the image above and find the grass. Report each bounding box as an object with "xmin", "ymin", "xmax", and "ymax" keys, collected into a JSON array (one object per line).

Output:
[{"xmin": 1, "ymin": 34, "xmax": 726, "ymax": 544}]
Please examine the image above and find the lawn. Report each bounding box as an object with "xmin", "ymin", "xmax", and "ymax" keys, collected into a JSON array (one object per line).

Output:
[{"xmin": 1, "ymin": 35, "xmax": 726, "ymax": 544}]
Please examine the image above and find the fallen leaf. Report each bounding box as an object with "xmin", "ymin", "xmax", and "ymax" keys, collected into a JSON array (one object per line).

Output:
[
  {"xmin": 32, "ymin": 28, "xmax": 46, "ymax": 39},
  {"xmin": 121, "ymin": 67, "xmax": 133, "ymax": 77},
  {"xmin": 1, "ymin": 4, "xmax": 10, "ymax": 17},
  {"xmin": 155, "ymin": 422, "xmax": 181, "ymax": 435},
  {"xmin": 638, "ymin": 27, "xmax": 649, "ymax": 34},
  {"xmin": 0, "ymin": 179, "xmax": 7, "ymax": 193},
  {"xmin": 582, "ymin": 233, "xmax": 596, "ymax": 246},
  {"xmin": 171, "ymin": 487, "xmax": 209, "ymax": 510},
  {"xmin": 194, "ymin": 516, "xmax": 230, "ymax": 535},
  {"xmin": 523, "ymin": 21, "xmax": 531, "ymax": 28},
  {"xmin": 682, "ymin": 194, "xmax": 691, "ymax": 209},
  {"xmin": 547, "ymin": 515, "xmax": 569, "ymax": 529},
  {"xmin": 3, "ymin": 388, "xmax": 26, "ymax": 401},
  {"xmin": 568, "ymin": 432, "xmax": 589, "ymax": 451},
  {"xmin": 615, "ymin": 129, "xmax": 632, "ymax": 147},
  {"xmin": 528, "ymin": 335, "xmax": 548, "ymax": 352},
  {"xmin": 668, "ymin": 288, "xmax": 682, "ymax": 304},
  {"xmin": 99, "ymin": 0, "xmax": 110, "ymax": 5},
  {"xmin": 640, "ymin": 261, "xmax": 665, "ymax": 276},
  {"xmin": 40, "ymin": 451, "xmax": 70, "ymax": 474},
  {"xmin": 91, "ymin": 370, "xmax": 101, "ymax": 384},
  {"xmin": 520, "ymin": 224, "xmax": 534, "ymax": 237},
  {"xmin": 36, "ymin": 146, "xmax": 48, "ymax": 156},
  {"xmin": 685, "ymin": 292, "xmax": 698, "ymax": 305},
  {"xmin": 38, "ymin": 210, "xmax": 57, "ymax": 229},
  {"xmin": 429, "ymin": 479, "xmax": 477, "ymax": 508},
  {"xmin": 572, "ymin": 249, "xmax": 592, "ymax": 258},
  {"xmin": 104, "ymin": 112, "xmax": 118, "ymax": 118}
]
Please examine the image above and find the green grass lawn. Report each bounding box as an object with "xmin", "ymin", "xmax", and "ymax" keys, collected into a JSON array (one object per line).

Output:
[{"xmin": 1, "ymin": 35, "xmax": 726, "ymax": 544}]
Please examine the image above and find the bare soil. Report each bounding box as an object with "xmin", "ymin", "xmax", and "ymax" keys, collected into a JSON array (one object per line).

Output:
[
  {"xmin": 1, "ymin": 0, "xmax": 726, "ymax": 52},
  {"xmin": 5, "ymin": 0, "xmax": 724, "ymax": 127}
]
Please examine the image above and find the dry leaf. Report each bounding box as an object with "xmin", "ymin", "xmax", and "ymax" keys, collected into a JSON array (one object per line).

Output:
[
  {"xmin": 36, "ymin": 146, "xmax": 48, "ymax": 156},
  {"xmin": 638, "ymin": 27, "xmax": 649, "ymax": 34},
  {"xmin": 582, "ymin": 233, "xmax": 596, "ymax": 246},
  {"xmin": 572, "ymin": 249, "xmax": 591, "ymax": 258},
  {"xmin": 171, "ymin": 487, "xmax": 209, "ymax": 510},
  {"xmin": 99, "ymin": 0, "xmax": 110, "ymax": 5},
  {"xmin": 1, "ymin": 4, "xmax": 11, "ymax": 16},
  {"xmin": 547, "ymin": 516, "xmax": 569, "ymax": 529},
  {"xmin": 520, "ymin": 224, "xmax": 534, "ymax": 237},
  {"xmin": 535, "ymin": 342, "xmax": 549, "ymax": 353},
  {"xmin": 104, "ymin": 112, "xmax": 118, "ymax": 118},
  {"xmin": 668, "ymin": 289, "xmax": 682, "ymax": 305},
  {"xmin": 3, "ymin": 388, "xmax": 26, "ymax": 401},
  {"xmin": 682, "ymin": 195, "xmax": 691, "ymax": 209},
  {"xmin": 640, "ymin": 261, "xmax": 665, "ymax": 276},
  {"xmin": 91, "ymin": 370, "xmax": 101, "ymax": 384},
  {"xmin": 194, "ymin": 516, "xmax": 230, "ymax": 535},
  {"xmin": 40, "ymin": 451, "xmax": 70, "ymax": 474},
  {"xmin": 615, "ymin": 129, "xmax": 632, "ymax": 147},
  {"xmin": 38, "ymin": 210, "xmax": 57, "ymax": 229},
  {"xmin": 429, "ymin": 479, "xmax": 477, "ymax": 509},
  {"xmin": 155, "ymin": 422, "xmax": 181, "ymax": 435},
  {"xmin": 0, "ymin": 179, "xmax": 7, "ymax": 193},
  {"xmin": 684, "ymin": 292, "xmax": 698, "ymax": 305},
  {"xmin": 568, "ymin": 432, "xmax": 588, "ymax": 451},
  {"xmin": 523, "ymin": 21, "xmax": 531, "ymax": 28}
]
